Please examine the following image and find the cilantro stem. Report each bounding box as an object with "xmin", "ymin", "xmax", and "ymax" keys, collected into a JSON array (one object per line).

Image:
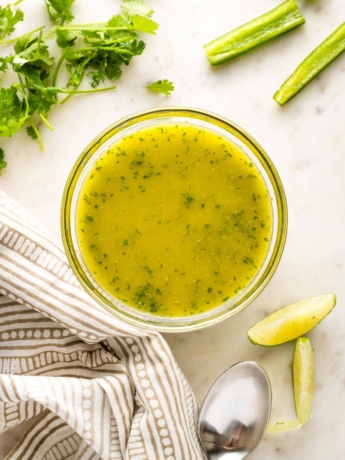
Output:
[
  {"xmin": 56, "ymin": 24, "xmax": 129, "ymax": 31},
  {"xmin": 15, "ymin": 83, "xmax": 117, "ymax": 96},
  {"xmin": 60, "ymin": 54, "xmax": 92, "ymax": 104},
  {"xmin": 71, "ymin": 45, "xmax": 133, "ymax": 55},
  {"xmin": 52, "ymin": 46, "xmax": 70, "ymax": 87},
  {"xmin": 59, "ymin": 93, "xmax": 72, "ymax": 105},
  {"xmin": 14, "ymin": 83, "xmax": 29, "ymax": 115},
  {"xmin": 28, "ymin": 120, "xmax": 44, "ymax": 151},
  {"xmin": 16, "ymin": 73, "xmax": 25, "ymax": 89},
  {"xmin": 39, "ymin": 113, "xmax": 54, "ymax": 131},
  {"xmin": 59, "ymin": 84, "xmax": 116, "ymax": 104},
  {"xmin": 59, "ymin": 85, "xmax": 117, "ymax": 94},
  {"xmin": 0, "ymin": 26, "xmax": 45, "ymax": 45}
]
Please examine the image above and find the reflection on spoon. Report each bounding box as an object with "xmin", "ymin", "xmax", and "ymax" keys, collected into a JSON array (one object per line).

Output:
[{"xmin": 198, "ymin": 361, "xmax": 271, "ymax": 459}]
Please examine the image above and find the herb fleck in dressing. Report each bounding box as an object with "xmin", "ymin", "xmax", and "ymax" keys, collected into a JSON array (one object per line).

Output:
[{"xmin": 76, "ymin": 124, "xmax": 272, "ymax": 317}]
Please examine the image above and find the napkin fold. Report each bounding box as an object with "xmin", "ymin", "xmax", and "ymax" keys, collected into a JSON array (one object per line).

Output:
[{"xmin": 0, "ymin": 191, "xmax": 205, "ymax": 459}]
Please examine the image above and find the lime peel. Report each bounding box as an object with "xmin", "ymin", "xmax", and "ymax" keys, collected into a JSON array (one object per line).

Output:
[{"xmin": 247, "ymin": 293, "xmax": 336, "ymax": 346}]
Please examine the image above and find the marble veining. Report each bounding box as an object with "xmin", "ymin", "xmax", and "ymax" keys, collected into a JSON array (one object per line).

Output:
[{"xmin": 1, "ymin": 0, "xmax": 345, "ymax": 458}]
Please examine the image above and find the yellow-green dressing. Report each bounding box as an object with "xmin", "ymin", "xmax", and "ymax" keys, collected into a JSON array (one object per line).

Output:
[{"xmin": 76, "ymin": 124, "xmax": 272, "ymax": 317}]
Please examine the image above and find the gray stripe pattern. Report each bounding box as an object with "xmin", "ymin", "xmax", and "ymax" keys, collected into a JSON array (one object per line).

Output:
[{"xmin": 0, "ymin": 191, "xmax": 205, "ymax": 459}]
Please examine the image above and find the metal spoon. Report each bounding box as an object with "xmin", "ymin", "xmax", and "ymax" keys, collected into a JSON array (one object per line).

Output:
[{"xmin": 198, "ymin": 361, "xmax": 271, "ymax": 459}]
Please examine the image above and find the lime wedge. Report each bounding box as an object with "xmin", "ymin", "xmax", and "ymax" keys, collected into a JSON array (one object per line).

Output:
[
  {"xmin": 293, "ymin": 337, "xmax": 314, "ymax": 424},
  {"xmin": 267, "ymin": 337, "xmax": 314, "ymax": 433},
  {"xmin": 247, "ymin": 293, "xmax": 336, "ymax": 346}
]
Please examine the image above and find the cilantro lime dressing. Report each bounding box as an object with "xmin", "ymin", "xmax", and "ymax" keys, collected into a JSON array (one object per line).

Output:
[{"xmin": 76, "ymin": 123, "xmax": 272, "ymax": 317}]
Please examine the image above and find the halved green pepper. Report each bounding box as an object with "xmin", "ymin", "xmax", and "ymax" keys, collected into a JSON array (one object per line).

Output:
[
  {"xmin": 204, "ymin": 0, "xmax": 305, "ymax": 66},
  {"xmin": 274, "ymin": 22, "xmax": 345, "ymax": 105}
]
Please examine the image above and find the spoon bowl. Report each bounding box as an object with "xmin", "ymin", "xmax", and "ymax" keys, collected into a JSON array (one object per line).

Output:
[{"xmin": 198, "ymin": 361, "xmax": 271, "ymax": 459}]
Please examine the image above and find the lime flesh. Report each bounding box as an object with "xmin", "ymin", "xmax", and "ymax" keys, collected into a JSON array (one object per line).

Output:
[
  {"xmin": 267, "ymin": 336, "xmax": 314, "ymax": 432},
  {"xmin": 293, "ymin": 337, "xmax": 314, "ymax": 424},
  {"xmin": 247, "ymin": 293, "xmax": 336, "ymax": 346}
]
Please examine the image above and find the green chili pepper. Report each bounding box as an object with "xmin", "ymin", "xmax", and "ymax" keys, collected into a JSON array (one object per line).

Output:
[
  {"xmin": 274, "ymin": 22, "xmax": 345, "ymax": 105},
  {"xmin": 204, "ymin": 0, "xmax": 305, "ymax": 66}
]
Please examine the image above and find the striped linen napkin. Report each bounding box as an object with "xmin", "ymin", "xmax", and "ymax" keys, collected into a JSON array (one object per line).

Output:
[{"xmin": 0, "ymin": 190, "xmax": 205, "ymax": 460}]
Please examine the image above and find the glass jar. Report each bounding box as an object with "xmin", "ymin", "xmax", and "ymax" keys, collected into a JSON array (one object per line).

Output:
[{"xmin": 61, "ymin": 107, "xmax": 287, "ymax": 332}]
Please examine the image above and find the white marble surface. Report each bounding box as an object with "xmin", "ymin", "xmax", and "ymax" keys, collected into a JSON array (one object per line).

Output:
[{"xmin": 1, "ymin": 0, "xmax": 345, "ymax": 458}]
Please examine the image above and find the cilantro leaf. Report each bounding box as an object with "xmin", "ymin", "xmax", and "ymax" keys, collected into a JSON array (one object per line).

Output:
[
  {"xmin": 11, "ymin": 32, "xmax": 57, "ymax": 111},
  {"xmin": 0, "ymin": 147, "xmax": 7, "ymax": 173},
  {"xmin": 26, "ymin": 125, "xmax": 38, "ymax": 140},
  {"xmin": 44, "ymin": 0, "xmax": 76, "ymax": 26},
  {"xmin": 146, "ymin": 79, "xmax": 175, "ymax": 96},
  {"xmin": 0, "ymin": 86, "xmax": 29, "ymax": 137},
  {"xmin": 0, "ymin": 56, "xmax": 10, "ymax": 74},
  {"xmin": 121, "ymin": 0, "xmax": 154, "ymax": 19},
  {"xmin": 27, "ymin": 91, "xmax": 57, "ymax": 116},
  {"xmin": 60, "ymin": 14, "xmax": 147, "ymax": 91},
  {"xmin": 120, "ymin": 0, "xmax": 158, "ymax": 35},
  {"xmin": 130, "ymin": 15, "xmax": 158, "ymax": 35},
  {"xmin": 0, "ymin": 5, "xmax": 24, "ymax": 42},
  {"xmin": 55, "ymin": 28, "xmax": 77, "ymax": 48},
  {"xmin": 13, "ymin": 34, "xmax": 55, "ymax": 70},
  {"xmin": 0, "ymin": 28, "xmax": 56, "ymax": 146}
]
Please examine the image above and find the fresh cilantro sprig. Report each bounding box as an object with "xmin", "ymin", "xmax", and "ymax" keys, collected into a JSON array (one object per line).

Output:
[
  {"xmin": 146, "ymin": 79, "xmax": 175, "ymax": 96},
  {"xmin": 121, "ymin": 0, "xmax": 158, "ymax": 34},
  {"xmin": 121, "ymin": 0, "xmax": 155, "ymax": 18},
  {"xmin": 44, "ymin": 0, "xmax": 76, "ymax": 26},
  {"xmin": 54, "ymin": 13, "xmax": 153, "ymax": 101},
  {"xmin": 0, "ymin": 0, "xmax": 162, "ymax": 163},
  {"xmin": 0, "ymin": 3, "xmax": 45, "ymax": 47},
  {"xmin": 0, "ymin": 3, "xmax": 24, "ymax": 43}
]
